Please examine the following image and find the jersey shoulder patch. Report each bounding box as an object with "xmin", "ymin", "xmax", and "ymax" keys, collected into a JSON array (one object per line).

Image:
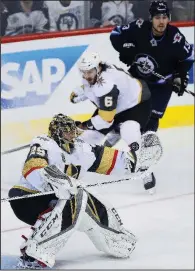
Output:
[
  {"xmin": 95, "ymin": 72, "xmax": 115, "ymax": 97},
  {"xmin": 30, "ymin": 134, "xmax": 53, "ymax": 150},
  {"xmin": 173, "ymin": 31, "xmax": 183, "ymax": 44},
  {"xmin": 121, "ymin": 18, "xmax": 145, "ymax": 30},
  {"xmin": 135, "ymin": 18, "xmax": 145, "ymax": 28},
  {"xmin": 167, "ymin": 25, "xmax": 184, "ymax": 44}
]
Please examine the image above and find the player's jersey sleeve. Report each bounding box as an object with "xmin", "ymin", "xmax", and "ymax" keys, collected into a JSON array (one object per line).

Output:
[
  {"xmin": 22, "ymin": 135, "xmax": 52, "ymax": 192},
  {"xmin": 64, "ymin": 141, "xmax": 96, "ymax": 178},
  {"xmin": 91, "ymin": 79, "xmax": 119, "ymax": 130},
  {"xmin": 76, "ymin": 142, "xmax": 97, "ymax": 172},
  {"xmin": 87, "ymin": 145, "xmax": 119, "ymax": 175},
  {"xmin": 172, "ymin": 27, "xmax": 194, "ymax": 75},
  {"xmin": 67, "ymin": 141, "xmax": 119, "ymax": 176},
  {"xmin": 110, "ymin": 19, "xmax": 144, "ymax": 52}
]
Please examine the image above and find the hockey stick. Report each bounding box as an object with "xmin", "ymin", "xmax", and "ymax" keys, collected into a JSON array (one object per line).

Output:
[
  {"xmin": 1, "ymin": 144, "xmax": 30, "ymax": 155},
  {"xmin": 133, "ymin": 61, "xmax": 195, "ymax": 97},
  {"xmin": 0, "ymin": 169, "xmax": 154, "ymax": 203}
]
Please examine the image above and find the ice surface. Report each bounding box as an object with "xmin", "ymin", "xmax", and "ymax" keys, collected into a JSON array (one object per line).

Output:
[{"xmin": 1, "ymin": 126, "xmax": 194, "ymax": 269}]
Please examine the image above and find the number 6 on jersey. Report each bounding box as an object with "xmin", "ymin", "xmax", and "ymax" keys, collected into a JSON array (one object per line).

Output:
[{"xmin": 105, "ymin": 96, "xmax": 113, "ymax": 107}]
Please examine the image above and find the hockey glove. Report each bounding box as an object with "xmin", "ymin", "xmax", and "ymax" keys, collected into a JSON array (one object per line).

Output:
[
  {"xmin": 40, "ymin": 165, "xmax": 79, "ymax": 199},
  {"xmin": 70, "ymin": 89, "xmax": 87, "ymax": 103},
  {"xmin": 70, "ymin": 92, "xmax": 78, "ymax": 103},
  {"xmin": 119, "ymin": 53, "xmax": 133, "ymax": 66},
  {"xmin": 172, "ymin": 72, "xmax": 189, "ymax": 96},
  {"xmin": 81, "ymin": 119, "xmax": 95, "ymax": 130},
  {"xmin": 75, "ymin": 120, "xmax": 82, "ymax": 126}
]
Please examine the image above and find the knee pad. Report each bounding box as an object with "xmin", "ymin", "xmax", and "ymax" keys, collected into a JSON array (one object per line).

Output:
[{"xmin": 120, "ymin": 120, "xmax": 141, "ymax": 146}]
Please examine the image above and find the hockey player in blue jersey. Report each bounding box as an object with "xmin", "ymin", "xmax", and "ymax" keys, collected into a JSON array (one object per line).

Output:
[{"xmin": 109, "ymin": 0, "xmax": 194, "ymax": 192}]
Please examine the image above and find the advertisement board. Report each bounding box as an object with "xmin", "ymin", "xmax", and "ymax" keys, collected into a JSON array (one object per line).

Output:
[{"xmin": 1, "ymin": 25, "xmax": 194, "ymax": 150}]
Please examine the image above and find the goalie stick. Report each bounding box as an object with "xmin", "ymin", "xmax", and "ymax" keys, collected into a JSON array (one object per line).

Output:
[
  {"xmin": 1, "ymin": 144, "xmax": 30, "ymax": 155},
  {"xmin": 1, "ymin": 168, "xmax": 158, "ymax": 202}
]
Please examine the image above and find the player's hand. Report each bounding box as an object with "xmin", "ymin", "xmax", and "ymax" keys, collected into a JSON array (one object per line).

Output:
[
  {"xmin": 70, "ymin": 92, "xmax": 78, "ymax": 103},
  {"xmin": 75, "ymin": 120, "xmax": 81, "ymax": 126},
  {"xmin": 74, "ymin": 121, "xmax": 87, "ymax": 130},
  {"xmin": 40, "ymin": 165, "xmax": 79, "ymax": 200},
  {"xmin": 172, "ymin": 72, "xmax": 189, "ymax": 96},
  {"xmin": 77, "ymin": 123, "xmax": 88, "ymax": 130}
]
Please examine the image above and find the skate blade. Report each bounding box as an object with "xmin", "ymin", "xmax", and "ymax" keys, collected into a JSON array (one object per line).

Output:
[{"xmin": 147, "ymin": 187, "xmax": 156, "ymax": 195}]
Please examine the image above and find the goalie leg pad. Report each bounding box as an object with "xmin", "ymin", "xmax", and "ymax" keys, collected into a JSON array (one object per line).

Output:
[
  {"xmin": 79, "ymin": 191, "xmax": 137, "ymax": 258},
  {"xmin": 23, "ymin": 188, "xmax": 88, "ymax": 268}
]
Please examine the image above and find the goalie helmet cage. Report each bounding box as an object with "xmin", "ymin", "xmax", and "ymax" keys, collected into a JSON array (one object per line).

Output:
[{"xmin": 1, "ymin": 21, "xmax": 195, "ymax": 44}]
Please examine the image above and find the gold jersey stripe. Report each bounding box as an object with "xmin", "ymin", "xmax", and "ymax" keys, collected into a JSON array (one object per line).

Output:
[
  {"xmin": 70, "ymin": 196, "xmax": 77, "ymax": 223},
  {"xmin": 66, "ymin": 164, "xmax": 72, "ymax": 177},
  {"xmin": 95, "ymin": 147, "xmax": 117, "ymax": 174},
  {"xmin": 87, "ymin": 193, "xmax": 100, "ymax": 222},
  {"xmin": 65, "ymin": 164, "xmax": 79, "ymax": 178},
  {"xmin": 98, "ymin": 109, "xmax": 116, "ymax": 122},
  {"xmin": 22, "ymin": 157, "xmax": 48, "ymax": 178},
  {"xmin": 13, "ymin": 185, "xmax": 39, "ymax": 194}
]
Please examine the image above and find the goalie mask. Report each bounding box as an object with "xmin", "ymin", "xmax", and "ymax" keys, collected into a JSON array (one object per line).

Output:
[{"xmin": 48, "ymin": 114, "xmax": 80, "ymax": 154}]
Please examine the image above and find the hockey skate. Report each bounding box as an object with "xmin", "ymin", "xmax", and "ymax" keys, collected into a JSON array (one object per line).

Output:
[
  {"xmin": 142, "ymin": 171, "xmax": 156, "ymax": 194},
  {"xmin": 16, "ymin": 252, "xmax": 48, "ymax": 269}
]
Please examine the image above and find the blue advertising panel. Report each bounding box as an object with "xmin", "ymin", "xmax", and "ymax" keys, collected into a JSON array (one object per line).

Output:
[
  {"xmin": 1, "ymin": 43, "xmax": 194, "ymax": 111},
  {"xmin": 1, "ymin": 45, "xmax": 88, "ymax": 110}
]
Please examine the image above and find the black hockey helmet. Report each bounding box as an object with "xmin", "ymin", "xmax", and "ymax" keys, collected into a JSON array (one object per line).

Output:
[
  {"xmin": 48, "ymin": 113, "xmax": 81, "ymax": 154},
  {"xmin": 149, "ymin": 0, "xmax": 170, "ymax": 19}
]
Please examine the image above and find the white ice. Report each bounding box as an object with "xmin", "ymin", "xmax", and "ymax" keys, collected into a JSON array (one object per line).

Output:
[{"xmin": 1, "ymin": 126, "xmax": 194, "ymax": 269}]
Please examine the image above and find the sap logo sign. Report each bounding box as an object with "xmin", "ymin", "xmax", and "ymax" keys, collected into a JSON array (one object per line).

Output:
[
  {"xmin": 1, "ymin": 59, "xmax": 65, "ymax": 99},
  {"xmin": 1, "ymin": 45, "xmax": 88, "ymax": 109}
]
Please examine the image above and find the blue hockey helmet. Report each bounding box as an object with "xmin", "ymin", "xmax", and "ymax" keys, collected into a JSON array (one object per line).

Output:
[{"xmin": 149, "ymin": 0, "xmax": 171, "ymax": 19}]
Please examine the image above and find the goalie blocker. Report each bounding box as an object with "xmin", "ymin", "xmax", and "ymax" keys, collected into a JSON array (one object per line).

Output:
[{"xmin": 9, "ymin": 166, "xmax": 137, "ymax": 269}]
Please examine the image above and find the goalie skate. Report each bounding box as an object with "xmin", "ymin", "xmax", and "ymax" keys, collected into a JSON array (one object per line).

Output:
[
  {"xmin": 142, "ymin": 172, "xmax": 156, "ymax": 194},
  {"xmin": 16, "ymin": 253, "xmax": 48, "ymax": 270}
]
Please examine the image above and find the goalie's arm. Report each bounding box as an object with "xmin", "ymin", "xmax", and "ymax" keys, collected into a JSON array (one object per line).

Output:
[{"xmin": 22, "ymin": 143, "xmax": 51, "ymax": 192}]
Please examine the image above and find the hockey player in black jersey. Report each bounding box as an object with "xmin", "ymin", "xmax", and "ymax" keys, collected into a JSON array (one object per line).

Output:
[{"xmin": 109, "ymin": 0, "xmax": 194, "ymax": 192}]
